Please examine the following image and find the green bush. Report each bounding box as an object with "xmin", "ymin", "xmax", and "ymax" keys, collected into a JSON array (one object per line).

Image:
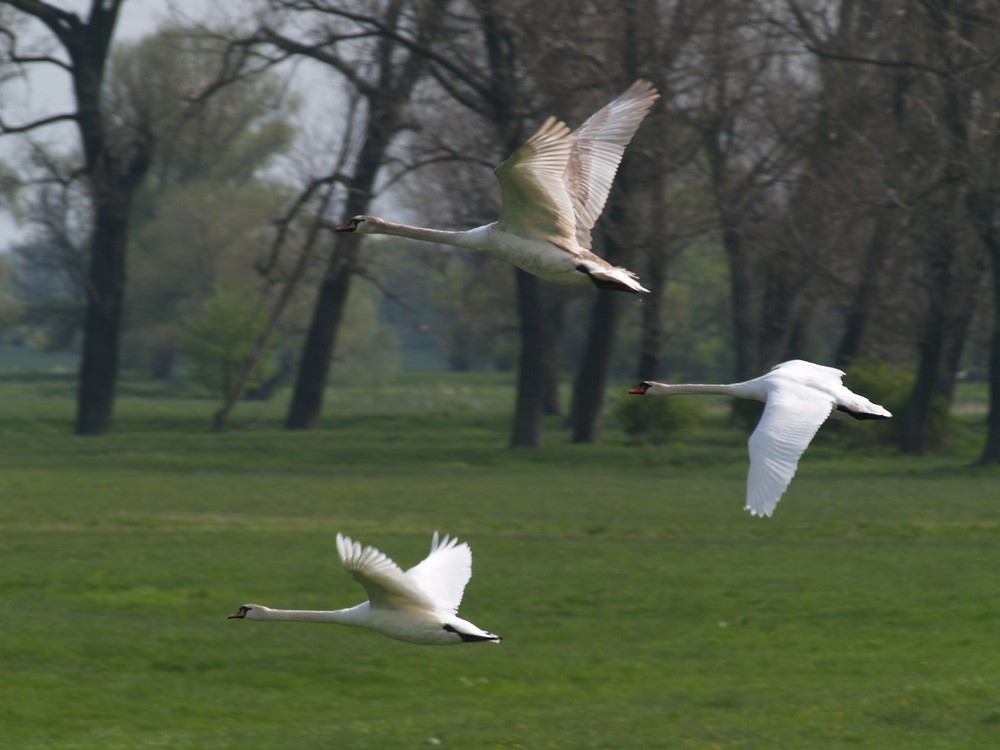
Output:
[
  {"xmin": 615, "ymin": 392, "xmax": 705, "ymax": 445},
  {"xmin": 179, "ymin": 285, "xmax": 275, "ymax": 398}
]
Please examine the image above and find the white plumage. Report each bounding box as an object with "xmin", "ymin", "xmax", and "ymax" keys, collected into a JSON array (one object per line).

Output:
[
  {"xmin": 336, "ymin": 80, "xmax": 659, "ymax": 293},
  {"xmin": 629, "ymin": 360, "xmax": 892, "ymax": 517},
  {"xmin": 228, "ymin": 532, "xmax": 500, "ymax": 646}
]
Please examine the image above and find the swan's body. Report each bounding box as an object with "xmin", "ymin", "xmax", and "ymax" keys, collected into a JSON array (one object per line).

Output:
[
  {"xmin": 337, "ymin": 80, "xmax": 659, "ymax": 293},
  {"xmin": 629, "ymin": 360, "xmax": 892, "ymax": 517},
  {"xmin": 229, "ymin": 532, "xmax": 501, "ymax": 646}
]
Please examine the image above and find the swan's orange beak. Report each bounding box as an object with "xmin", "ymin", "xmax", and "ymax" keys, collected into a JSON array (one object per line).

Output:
[
  {"xmin": 628, "ymin": 383, "xmax": 649, "ymax": 394},
  {"xmin": 335, "ymin": 222, "xmax": 354, "ymax": 232},
  {"xmin": 227, "ymin": 609, "xmax": 246, "ymax": 619}
]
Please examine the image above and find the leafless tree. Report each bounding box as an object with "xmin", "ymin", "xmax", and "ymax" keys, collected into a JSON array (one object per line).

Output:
[
  {"xmin": 416, "ymin": 0, "xmax": 593, "ymax": 448},
  {"xmin": 1, "ymin": 1, "xmax": 269, "ymax": 434},
  {"xmin": 226, "ymin": 0, "xmax": 450, "ymax": 430},
  {"xmin": 672, "ymin": 1, "xmax": 814, "ymax": 383},
  {"xmin": 1, "ymin": 0, "xmax": 154, "ymax": 434},
  {"xmin": 787, "ymin": 0, "xmax": 1000, "ymax": 453}
]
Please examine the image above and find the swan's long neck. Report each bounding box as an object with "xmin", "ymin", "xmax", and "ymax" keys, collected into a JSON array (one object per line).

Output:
[
  {"xmin": 254, "ymin": 606, "xmax": 364, "ymax": 626},
  {"xmin": 647, "ymin": 381, "xmax": 764, "ymax": 400},
  {"xmin": 369, "ymin": 218, "xmax": 492, "ymax": 251},
  {"xmin": 650, "ymin": 383, "xmax": 738, "ymax": 396}
]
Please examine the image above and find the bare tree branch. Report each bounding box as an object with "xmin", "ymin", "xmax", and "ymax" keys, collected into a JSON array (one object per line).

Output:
[
  {"xmin": 1, "ymin": 0, "xmax": 82, "ymax": 46},
  {"xmin": 0, "ymin": 111, "xmax": 77, "ymax": 135},
  {"xmin": 211, "ymin": 178, "xmax": 338, "ymax": 432},
  {"xmin": 255, "ymin": 172, "xmax": 346, "ymax": 278},
  {"xmin": 0, "ymin": 24, "xmax": 74, "ymax": 72}
]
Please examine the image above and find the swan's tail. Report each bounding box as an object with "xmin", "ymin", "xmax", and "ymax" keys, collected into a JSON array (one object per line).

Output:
[
  {"xmin": 578, "ymin": 262, "xmax": 650, "ymax": 293},
  {"xmin": 443, "ymin": 622, "xmax": 503, "ymax": 644},
  {"xmin": 836, "ymin": 394, "xmax": 892, "ymax": 420}
]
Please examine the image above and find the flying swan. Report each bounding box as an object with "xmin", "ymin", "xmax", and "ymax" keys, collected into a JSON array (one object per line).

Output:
[
  {"xmin": 336, "ymin": 80, "xmax": 659, "ymax": 293},
  {"xmin": 629, "ymin": 360, "xmax": 892, "ymax": 517},
  {"xmin": 229, "ymin": 532, "xmax": 501, "ymax": 645}
]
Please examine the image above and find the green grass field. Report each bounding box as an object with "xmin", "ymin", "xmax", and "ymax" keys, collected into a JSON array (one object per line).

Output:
[{"xmin": 1, "ymin": 372, "xmax": 999, "ymax": 749}]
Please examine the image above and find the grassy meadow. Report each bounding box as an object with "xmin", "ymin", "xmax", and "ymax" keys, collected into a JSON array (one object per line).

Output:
[{"xmin": 1, "ymin": 370, "xmax": 999, "ymax": 749}]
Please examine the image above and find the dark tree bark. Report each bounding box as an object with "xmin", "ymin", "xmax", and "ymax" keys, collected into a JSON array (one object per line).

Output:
[
  {"xmin": 983, "ymin": 239, "xmax": 1000, "ymax": 463},
  {"xmin": 901, "ymin": 253, "xmax": 950, "ymax": 453},
  {"xmin": 901, "ymin": 209, "xmax": 984, "ymax": 452},
  {"xmin": 286, "ymin": 241, "xmax": 357, "ymax": 429},
  {"xmin": 569, "ymin": 160, "xmax": 637, "ymax": 443},
  {"xmin": 76, "ymin": 156, "xmax": 150, "ymax": 434},
  {"xmin": 541, "ymin": 296, "xmax": 563, "ymax": 416},
  {"xmin": 757, "ymin": 242, "xmax": 804, "ymax": 367},
  {"xmin": 719, "ymin": 224, "xmax": 758, "ymax": 379},
  {"xmin": 635, "ymin": 248, "xmax": 666, "ymax": 380},
  {"xmin": 835, "ymin": 211, "xmax": 892, "ymax": 365},
  {"xmin": 1, "ymin": 0, "xmax": 154, "ymax": 435},
  {"xmin": 569, "ymin": 287, "xmax": 620, "ymax": 443},
  {"xmin": 966, "ymin": 189, "xmax": 1000, "ymax": 463},
  {"xmin": 510, "ymin": 271, "xmax": 548, "ymax": 447}
]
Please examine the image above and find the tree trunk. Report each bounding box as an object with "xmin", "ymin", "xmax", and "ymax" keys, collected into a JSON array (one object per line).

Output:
[
  {"xmin": 570, "ymin": 289, "xmax": 620, "ymax": 443},
  {"xmin": 968, "ymin": 193, "xmax": 1000, "ymax": 463},
  {"xmin": 569, "ymin": 183, "xmax": 633, "ymax": 443},
  {"xmin": 982, "ymin": 242, "xmax": 1000, "ymax": 463},
  {"xmin": 758, "ymin": 244, "xmax": 801, "ymax": 367},
  {"xmin": 635, "ymin": 277, "xmax": 664, "ymax": 381},
  {"xmin": 541, "ymin": 296, "xmax": 563, "ymax": 416},
  {"xmin": 73, "ymin": 96, "xmax": 153, "ymax": 434},
  {"xmin": 75, "ymin": 194, "xmax": 131, "ymax": 435},
  {"xmin": 635, "ymin": 208, "xmax": 668, "ymax": 380},
  {"xmin": 285, "ymin": 242, "xmax": 357, "ymax": 429},
  {"xmin": 835, "ymin": 211, "xmax": 891, "ymax": 366},
  {"xmin": 631, "ymin": 142, "xmax": 673, "ymax": 381},
  {"xmin": 937, "ymin": 273, "xmax": 985, "ymax": 401},
  {"xmin": 721, "ymin": 224, "xmax": 757, "ymax": 379},
  {"xmin": 900, "ymin": 218, "xmax": 982, "ymax": 452},
  {"xmin": 510, "ymin": 270, "xmax": 548, "ymax": 447},
  {"xmin": 902, "ymin": 325, "xmax": 944, "ymax": 454}
]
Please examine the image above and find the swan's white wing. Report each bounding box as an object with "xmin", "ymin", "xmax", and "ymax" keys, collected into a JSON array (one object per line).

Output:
[
  {"xmin": 565, "ymin": 80, "xmax": 659, "ymax": 249},
  {"xmin": 404, "ymin": 531, "xmax": 472, "ymax": 615},
  {"xmin": 336, "ymin": 533, "xmax": 436, "ymax": 612},
  {"xmin": 745, "ymin": 390, "xmax": 834, "ymax": 517},
  {"xmin": 769, "ymin": 359, "xmax": 846, "ymax": 383},
  {"xmin": 494, "ymin": 116, "xmax": 578, "ymax": 243}
]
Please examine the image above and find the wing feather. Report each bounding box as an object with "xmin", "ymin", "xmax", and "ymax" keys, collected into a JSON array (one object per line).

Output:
[
  {"xmin": 565, "ymin": 80, "xmax": 659, "ymax": 249},
  {"xmin": 745, "ymin": 392, "xmax": 834, "ymax": 517},
  {"xmin": 495, "ymin": 116, "xmax": 576, "ymax": 242},
  {"xmin": 404, "ymin": 531, "xmax": 473, "ymax": 615},
  {"xmin": 336, "ymin": 533, "xmax": 436, "ymax": 612}
]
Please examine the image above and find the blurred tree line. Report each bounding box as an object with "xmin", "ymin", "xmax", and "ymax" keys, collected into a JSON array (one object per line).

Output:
[{"xmin": 1, "ymin": 0, "xmax": 999, "ymax": 462}]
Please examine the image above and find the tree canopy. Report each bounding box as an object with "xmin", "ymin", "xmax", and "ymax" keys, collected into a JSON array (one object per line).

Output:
[{"xmin": 2, "ymin": 0, "xmax": 1000, "ymax": 459}]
